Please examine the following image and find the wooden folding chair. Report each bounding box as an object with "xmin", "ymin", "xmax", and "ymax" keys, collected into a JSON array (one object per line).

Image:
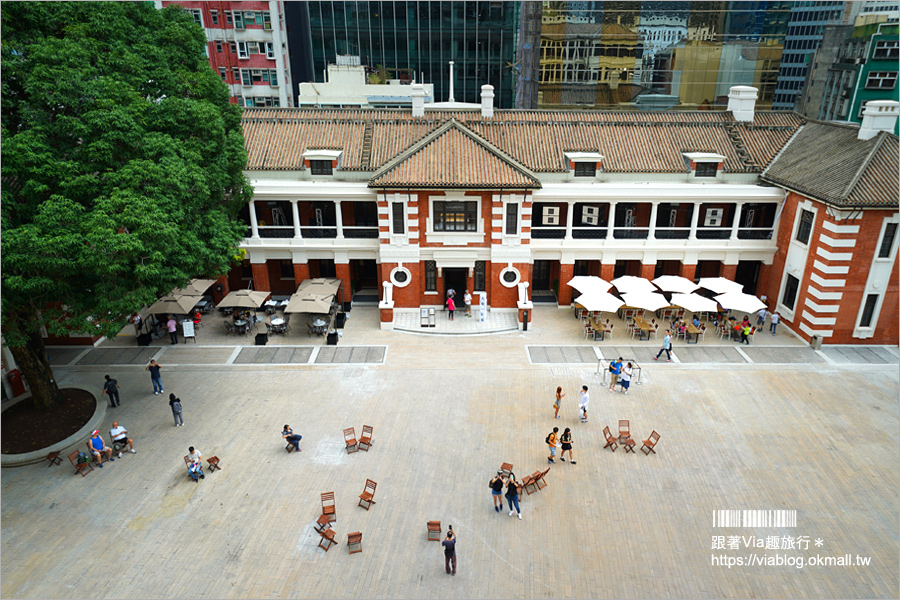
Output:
[
  {"xmin": 358, "ymin": 425, "xmax": 373, "ymax": 451},
  {"xmin": 499, "ymin": 462, "xmax": 513, "ymax": 477},
  {"xmin": 344, "ymin": 427, "xmax": 358, "ymax": 453},
  {"xmin": 641, "ymin": 431, "xmax": 661, "ymax": 455},
  {"xmin": 207, "ymin": 456, "xmax": 221, "ymax": 472},
  {"xmin": 314, "ymin": 513, "xmax": 333, "ymax": 534},
  {"xmin": 68, "ymin": 451, "xmax": 93, "ymax": 477},
  {"xmin": 347, "ymin": 532, "xmax": 362, "ymax": 555},
  {"xmin": 318, "ymin": 527, "xmax": 337, "ymax": 552},
  {"xmin": 427, "ymin": 521, "xmax": 441, "ymax": 541},
  {"xmin": 523, "ymin": 470, "xmax": 542, "ymax": 495},
  {"xmin": 535, "ymin": 466, "xmax": 550, "ymax": 491},
  {"xmin": 321, "ymin": 492, "xmax": 336, "ymax": 523},
  {"xmin": 46, "ymin": 451, "xmax": 63, "ymax": 467},
  {"xmin": 618, "ymin": 420, "xmax": 631, "ymax": 443},
  {"xmin": 358, "ymin": 479, "xmax": 377, "ymax": 510},
  {"xmin": 602, "ymin": 426, "xmax": 618, "ymax": 452}
]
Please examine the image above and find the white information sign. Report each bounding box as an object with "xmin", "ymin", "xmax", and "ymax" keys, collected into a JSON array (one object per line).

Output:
[
  {"xmin": 479, "ymin": 293, "xmax": 487, "ymax": 323},
  {"xmin": 182, "ymin": 320, "xmax": 195, "ymax": 340}
]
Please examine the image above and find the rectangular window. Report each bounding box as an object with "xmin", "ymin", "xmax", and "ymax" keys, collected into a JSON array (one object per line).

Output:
[
  {"xmin": 265, "ymin": 41, "xmax": 276, "ymax": 59},
  {"xmin": 574, "ymin": 260, "xmax": 590, "ymax": 276},
  {"xmin": 859, "ymin": 294, "xmax": 879, "ymax": 327},
  {"xmin": 505, "ymin": 203, "xmax": 518, "ymax": 235},
  {"xmin": 434, "ymin": 201, "xmax": 477, "ymax": 232},
  {"xmin": 425, "ymin": 261, "xmax": 437, "ymax": 292},
  {"xmin": 233, "ymin": 11, "xmax": 244, "ymax": 28},
  {"xmin": 188, "ymin": 9, "xmax": 202, "ymax": 26},
  {"xmin": 695, "ymin": 162, "xmax": 718, "ymax": 177},
  {"xmin": 218, "ymin": 67, "xmax": 226, "ymax": 81},
  {"xmin": 229, "ymin": 41, "xmax": 236, "ymax": 55},
  {"xmin": 280, "ymin": 260, "xmax": 294, "ymax": 279},
  {"xmin": 241, "ymin": 259, "xmax": 253, "ymax": 279},
  {"xmin": 879, "ymin": 223, "xmax": 898, "ymax": 258},
  {"xmin": 574, "ymin": 162, "xmax": 596, "ymax": 177},
  {"xmin": 226, "ymin": 10, "xmax": 233, "ymax": 25},
  {"xmin": 874, "ymin": 40, "xmax": 899, "ymax": 60},
  {"xmin": 796, "ymin": 209, "xmax": 814, "ymax": 244},
  {"xmin": 237, "ymin": 41, "xmax": 249, "ymax": 59},
  {"xmin": 392, "ymin": 203, "xmax": 405, "ymax": 234},
  {"xmin": 232, "ymin": 67, "xmax": 240, "ymax": 83},
  {"xmin": 263, "ymin": 11, "xmax": 272, "ymax": 29},
  {"xmin": 310, "ymin": 160, "xmax": 333, "ymax": 175},
  {"xmin": 866, "ymin": 71, "xmax": 897, "ymax": 89},
  {"xmin": 244, "ymin": 11, "xmax": 257, "ymax": 24},
  {"xmin": 210, "ymin": 9, "xmax": 219, "ymax": 25},
  {"xmin": 782, "ymin": 274, "xmax": 800, "ymax": 310},
  {"xmin": 474, "ymin": 261, "xmax": 486, "ymax": 291},
  {"xmin": 215, "ymin": 41, "xmax": 223, "ymax": 53},
  {"xmin": 269, "ymin": 69, "xmax": 278, "ymax": 86},
  {"xmin": 241, "ymin": 69, "xmax": 252, "ymax": 86}
]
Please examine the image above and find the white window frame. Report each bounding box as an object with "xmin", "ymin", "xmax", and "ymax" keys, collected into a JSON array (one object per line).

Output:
[
  {"xmin": 237, "ymin": 41, "xmax": 249, "ymax": 59},
  {"xmin": 188, "ymin": 8, "xmax": 202, "ymax": 27},
  {"xmin": 390, "ymin": 202, "xmax": 406, "ymax": 235},
  {"xmin": 865, "ymin": 71, "xmax": 898, "ymax": 89},
  {"xmin": 503, "ymin": 200, "xmax": 520, "ymax": 237},
  {"xmin": 854, "ymin": 213, "xmax": 900, "ymax": 337},
  {"xmin": 498, "ymin": 266, "xmax": 521, "ymax": 288},
  {"xmin": 425, "ymin": 192, "xmax": 485, "ymax": 245},
  {"xmin": 390, "ymin": 266, "xmax": 412, "ymax": 288},
  {"xmin": 210, "ymin": 9, "xmax": 219, "ymax": 25},
  {"xmin": 265, "ymin": 41, "xmax": 276, "ymax": 59},
  {"xmin": 233, "ymin": 11, "xmax": 245, "ymax": 29}
]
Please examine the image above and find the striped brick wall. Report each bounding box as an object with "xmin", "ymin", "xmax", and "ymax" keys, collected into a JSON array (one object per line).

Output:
[{"xmin": 799, "ymin": 219, "xmax": 857, "ymax": 339}]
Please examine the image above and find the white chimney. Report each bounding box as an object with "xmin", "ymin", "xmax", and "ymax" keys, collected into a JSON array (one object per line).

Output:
[
  {"xmin": 481, "ymin": 84, "xmax": 495, "ymax": 118},
  {"xmin": 858, "ymin": 100, "xmax": 900, "ymax": 140},
  {"xmin": 411, "ymin": 83, "xmax": 425, "ymax": 118},
  {"xmin": 727, "ymin": 85, "xmax": 758, "ymax": 123}
]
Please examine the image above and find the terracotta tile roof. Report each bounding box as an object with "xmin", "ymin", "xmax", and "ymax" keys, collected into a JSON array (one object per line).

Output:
[
  {"xmin": 761, "ymin": 121, "xmax": 899, "ymax": 208},
  {"xmin": 241, "ymin": 108, "xmax": 804, "ymax": 181},
  {"xmin": 369, "ymin": 120, "xmax": 541, "ymax": 189}
]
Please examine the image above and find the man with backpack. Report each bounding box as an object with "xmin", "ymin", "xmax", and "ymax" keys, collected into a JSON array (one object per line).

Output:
[
  {"xmin": 546, "ymin": 427, "xmax": 560, "ymax": 463},
  {"xmin": 608, "ymin": 358, "xmax": 622, "ymax": 391}
]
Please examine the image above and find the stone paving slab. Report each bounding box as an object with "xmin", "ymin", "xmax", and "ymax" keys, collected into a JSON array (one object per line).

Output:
[
  {"xmin": 155, "ymin": 346, "xmax": 237, "ymax": 364},
  {"xmin": 822, "ymin": 345, "xmax": 899, "ymax": 364},
  {"xmin": 742, "ymin": 346, "xmax": 826, "ymax": 364},
  {"xmin": 74, "ymin": 347, "xmax": 157, "ymax": 365},
  {"xmin": 527, "ymin": 346, "xmax": 598, "ymax": 364},
  {"xmin": 668, "ymin": 345, "xmax": 747, "ymax": 364}
]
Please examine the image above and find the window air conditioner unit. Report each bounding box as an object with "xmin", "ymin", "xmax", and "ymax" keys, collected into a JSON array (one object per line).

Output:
[
  {"xmin": 582, "ymin": 205, "xmax": 599, "ymax": 226},
  {"xmin": 704, "ymin": 208, "xmax": 723, "ymax": 227},
  {"xmin": 543, "ymin": 206, "xmax": 560, "ymax": 226}
]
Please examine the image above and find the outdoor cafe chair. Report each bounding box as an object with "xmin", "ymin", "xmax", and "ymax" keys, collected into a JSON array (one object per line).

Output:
[
  {"xmin": 641, "ymin": 431, "xmax": 661, "ymax": 455},
  {"xmin": 344, "ymin": 428, "xmax": 358, "ymax": 453},
  {"xmin": 602, "ymin": 426, "xmax": 618, "ymax": 452},
  {"xmin": 224, "ymin": 321, "xmax": 237, "ymax": 335},
  {"xmin": 359, "ymin": 425, "xmax": 373, "ymax": 451},
  {"xmin": 618, "ymin": 420, "xmax": 631, "ymax": 443},
  {"xmin": 321, "ymin": 492, "xmax": 336, "ymax": 523},
  {"xmin": 358, "ymin": 479, "xmax": 377, "ymax": 510}
]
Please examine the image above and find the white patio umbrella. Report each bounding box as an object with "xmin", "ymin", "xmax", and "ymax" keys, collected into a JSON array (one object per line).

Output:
[
  {"xmin": 652, "ymin": 275, "xmax": 699, "ymax": 294},
  {"xmin": 670, "ymin": 292, "xmax": 719, "ymax": 313},
  {"xmin": 620, "ymin": 291, "xmax": 670, "ymax": 312},
  {"xmin": 567, "ymin": 276, "xmax": 613, "ymax": 295},
  {"xmin": 217, "ymin": 289, "xmax": 271, "ymax": 309},
  {"xmin": 698, "ymin": 277, "xmax": 744, "ymax": 294},
  {"xmin": 714, "ymin": 292, "xmax": 765, "ymax": 313},
  {"xmin": 611, "ymin": 275, "xmax": 657, "ymax": 294},
  {"xmin": 573, "ymin": 292, "xmax": 624, "ymax": 313}
]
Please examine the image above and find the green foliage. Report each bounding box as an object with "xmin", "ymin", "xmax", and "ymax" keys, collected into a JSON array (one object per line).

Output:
[{"xmin": 1, "ymin": 2, "xmax": 252, "ymax": 345}]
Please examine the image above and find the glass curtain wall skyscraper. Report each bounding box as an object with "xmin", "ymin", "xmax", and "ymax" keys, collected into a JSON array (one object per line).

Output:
[{"xmin": 303, "ymin": 1, "xmax": 521, "ymax": 107}]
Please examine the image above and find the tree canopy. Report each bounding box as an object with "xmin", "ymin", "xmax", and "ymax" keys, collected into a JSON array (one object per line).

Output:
[{"xmin": 1, "ymin": 2, "xmax": 252, "ymax": 407}]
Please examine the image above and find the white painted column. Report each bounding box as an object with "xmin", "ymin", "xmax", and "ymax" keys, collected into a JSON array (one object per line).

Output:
[
  {"xmin": 249, "ymin": 200, "xmax": 260, "ymax": 239},
  {"xmin": 607, "ymin": 202, "xmax": 617, "ymax": 240},
  {"xmin": 291, "ymin": 200, "xmax": 302, "ymax": 238},
  {"xmin": 565, "ymin": 201, "xmax": 575, "ymax": 240},
  {"xmin": 689, "ymin": 203, "xmax": 700, "ymax": 240},
  {"xmin": 335, "ymin": 200, "xmax": 344, "ymax": 239},
  {"xmin": 648, "ymin": 202, "xmax": 659, "ymax": 240},
  {"xmin": 730, "ymin": 205, "xmax": 741, "ymax": 240}
]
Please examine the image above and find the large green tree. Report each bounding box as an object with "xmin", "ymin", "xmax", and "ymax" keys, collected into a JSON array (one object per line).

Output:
[{"xmin": 2, "ymin": 2, "xmax": 252, "ymax": 408}]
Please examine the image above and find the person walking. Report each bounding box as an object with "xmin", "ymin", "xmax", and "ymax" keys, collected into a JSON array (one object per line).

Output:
[
  {"xmin": 447, "ymin": 295, "xmax": 455, "ymax": 320},
  {"xmin": 129, "ymin": 312, "xmax": 143, "ymax": 337},
  {"xmin": 282, "ymin": 424, "xmax": 302, "ymax": 452},
  {"xmin": 608, "ymin": 358, "xmax": 622, "ymax": 392},
  {"xmin": 547, "ymin": 427, "xmax": 559, "ymax": 464},
  {"xmin": 769, "ymin": 311, "xmax": 780, "ymax": 335},
  {"xmin": 756, "ymin": 307, "xmax": 768, "ymax": 327},
  {"xmin": 579, "ymin": 386, "xmax": 590, "ymax": 423},
  {"xmin": 559, "ymin": 427, "xmax": 576, "ymax": 464},
  {"xmin": 620, "ymin": 363, "xmax": 633, "ymax": 395},
  {"xmin": 166, "ymin": 315, "xmax": 178, "ymax": 344},
  {"xmin": 489, "ymin": 471, "xmax": 505, "ymax": 512},
  {"xmin": 505, "ymin": 473, "xmax": 522, "ymax": 519},
  {"xmin": 169, "ymin": 393, "xmax": 184, "ymax": 426},
  {"xmin": 102, "ymin": 375, "xmax": 121, "ymax": 408},
  {"xmin": 740, "ymin": 323, "xmax": 752, "ymax": 344},
  {"xmin": 553, "ymin": 386, "xmax": 565, "ymax": 419},
  {"xmin": 654, "ymin": 330, "xmax": 673, "ymax": 362},
  {"xmin": 442, "ymin": 527, "xmax": 457, "ymax": 575},
  {"xmin": 146, "ymin": 360, "xmax": 163, "ymax": 395}
]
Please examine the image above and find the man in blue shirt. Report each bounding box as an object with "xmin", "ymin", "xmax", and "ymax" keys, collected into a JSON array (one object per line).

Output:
[
  {"xmin": 608, "ymin": 358, "xmax": 622, "ymax": 392},
  {"xmin": 88, "ymin": 430, "xmax": 114, "ymax": 467}
]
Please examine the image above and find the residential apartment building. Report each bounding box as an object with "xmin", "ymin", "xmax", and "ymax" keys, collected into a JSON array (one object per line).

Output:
[
  {"xmin": 157, "ymin": 1, "xmax": 293, "ymax": 107},
  {"xmin": 226, "ymin": 85, "xmax": 899, "ymax": 345}
]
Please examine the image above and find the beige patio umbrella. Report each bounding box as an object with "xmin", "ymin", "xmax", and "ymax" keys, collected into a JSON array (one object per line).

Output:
[
  {"xmin": 145, "ymin": 294, "xmax": 200, "ymax": 315},
  {"xmin": 217, "ymin": 289, "xmax": 271, "ymax": 309},
  {"xmin": 170, "ymin": 278, "xmax": 216, "ymax": 296},
  {"xmin": 284, "ymin": 292, "xmax": 334, "ymax": 314}
]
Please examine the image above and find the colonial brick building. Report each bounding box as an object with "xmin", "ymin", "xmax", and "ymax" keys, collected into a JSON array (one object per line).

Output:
[{"xmin": 230, "ymin": 86, "xmax": 898, "ymax": 344}]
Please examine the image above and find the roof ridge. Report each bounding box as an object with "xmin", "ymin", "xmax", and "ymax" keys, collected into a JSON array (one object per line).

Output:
[{"xmin": 842, "ymin": 133, "xmax": 888, "ymax": 200}]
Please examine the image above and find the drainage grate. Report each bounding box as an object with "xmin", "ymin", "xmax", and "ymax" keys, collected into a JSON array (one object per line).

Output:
[
  {"xmin": 76, "ymin": 348, "xmax": 158, "ymax": 365},
  {"xmin": 234, "ymin": 347, "xmax": 315, "ymax": 364},
  {"xmin": 528, "ymin": 346, "xmax": 597, "ymax": 364},
  {"xmin": 315, "ymin": 346, "xmax": 386, "ymax": 364}
]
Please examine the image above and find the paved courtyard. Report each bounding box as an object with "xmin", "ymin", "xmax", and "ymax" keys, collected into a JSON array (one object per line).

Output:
[{"xmin": 2, "ymin": 306, "xmax": 898, "ymax": 599}]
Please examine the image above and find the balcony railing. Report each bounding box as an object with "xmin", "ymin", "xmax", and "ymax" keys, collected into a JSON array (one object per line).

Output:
[
  {"xmin": 572, "ymin": 227, "xmax": 607, "ymax": 239},
  {"xmin": 737, "ymin": 228, "xmax": 774, "ymax": 240},
  {"xmin": 654, "ymin": 228, "xmax": 691, "ymax": 239},
  {"xmin": 301, "ymin": 226, "xmax": 337, "ymax": 238},
  {"xmin": 696, "ymin": 229, "xmax": 731, "ymax": 240},
  {"xmin": 613, "ymin": 227, "xmax": 649, "ymax": 239},
  {"xmin": 530, "ymin": 227, "xmax": 566, "ymax": 239},
  {"xmin": 258, "ymin": 226, "xmax": 294, "ymax": 238},
  {"xmin": 343, "ymin": 226, "xmax": 379, "ymax": 239}
]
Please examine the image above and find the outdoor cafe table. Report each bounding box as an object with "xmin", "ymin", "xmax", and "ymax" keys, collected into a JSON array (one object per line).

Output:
[
  {"xmin": 233, "ymin": 319, "xmax": 249, "ymax": 334},
  {"xmin": 589, "ymin": 317, "xmax": 611, "ymax": 341},
  {"xmin": 271, "ymin": 318, "xmax": 285, "ymax": 326},
  {"xmin": 632, "ymin": 316, "xmax": 652, "ymax": 341},
  {"xmin": 686, "ymin": 323, "xmax": 701, "ymax": 344}
]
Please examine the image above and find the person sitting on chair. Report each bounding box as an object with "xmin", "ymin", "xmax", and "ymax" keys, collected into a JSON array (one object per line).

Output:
[
  {"xmin": 282, "ymin": 425, "xmax": 302, "ymax": 452},
  {"xmin": 187, "ymin": 446, "xmax": 204, "ymax": 482},
  {"xmin": 193, "ymin": 310, "xmax": 202, "ymax": 327},
  {"xmin": 108, "ymin": 421, "xmax": 136, "ymax": 457},
  {"xmin": 88, "ymin": 430, "xmax": 114, "ymax": 467}
]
